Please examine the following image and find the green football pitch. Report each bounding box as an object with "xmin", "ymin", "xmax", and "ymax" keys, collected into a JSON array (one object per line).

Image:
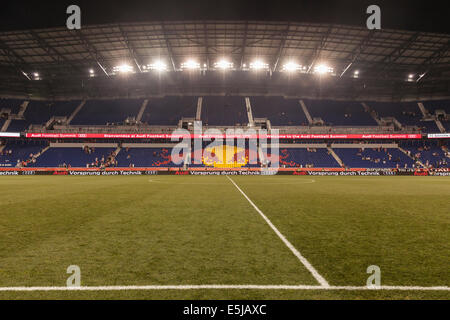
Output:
[{"xmin": 0, "ymin": 175, "xmax": 448, "ymax": 299}]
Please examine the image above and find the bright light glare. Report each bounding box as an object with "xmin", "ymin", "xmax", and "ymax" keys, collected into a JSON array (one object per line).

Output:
[
  {"xmin": 114, "ymin": 64, "xmax": 133, "ymax": 74},
  {"xmin": 282, "ymin": 61, "xmax": 301, "ymax": 72},
  {"xmin": 33, "ymin": 72, "xmax": 39, "ymax": 77},
  {"xmin": 150, "ymin": 60, "xmax": 167, "ymax": 71},
  {"xmin": 182, "ymin": 60, "xmax": 200, "ymax": 70},
  {"xmin": 215, "ymin": 59, "xmax": 233, "ymax": 70},
  {"xmin": 89, "ymin": 69, "xmax": 94, "ymax": 74},
  {"xmin": 249, "ymin": 60, "xmax": 268, "ymax": 70},
  {"xmin": 314, "ymin": 64, "xmax": 332, "ymax": 75},
  {"xmin": 408, "ymin": 74, "xmax": 414, "ymax": 78},
  {"xmin": 354, "ymin": 70, "xmax": 359, "ymax": 75}
]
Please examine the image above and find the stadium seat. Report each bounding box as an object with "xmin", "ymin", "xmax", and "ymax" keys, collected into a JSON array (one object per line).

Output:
[
  {"xmin": 32, "ymin": 147, "xmax": 117, "ymax": 168},
  {"xmin": 333, "ymin": 148, "xmax": 415, "ymax": 168},
  {"xmin": 142, "ymin": 96, "xmax": 197, "ymax": 125},
  {"xmin": 71, "ymin": 99, "xmax": 143, "ymax": 125},
  {"xmin": 250, "ymin": 96, "xmax": 308, "ymax": 126},
  {"xmin": 304, "ymin": 99, "xmax": 377, "ymax": 126}
]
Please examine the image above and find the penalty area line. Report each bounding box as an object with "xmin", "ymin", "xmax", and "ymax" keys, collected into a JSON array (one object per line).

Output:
[
  {"xmin": 0, "ymin": 285, "xmax": 449, "ymax": 292},
  {"xmin": 225, "ymin": 176, "xmax": 330, "ymax": 287}
]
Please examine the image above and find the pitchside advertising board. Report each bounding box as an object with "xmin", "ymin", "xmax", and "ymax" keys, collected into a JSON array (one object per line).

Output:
[{"xmin": 1, "ymin": 169, "xmax": 449, "ymax": 176}]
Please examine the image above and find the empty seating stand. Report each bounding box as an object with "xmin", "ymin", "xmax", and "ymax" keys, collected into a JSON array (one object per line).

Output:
[
  {"xmin": 401, "ymin": 141, "xmax": 449, "ymax": 168},
  {"xmin": 304, "ymin": 99, "xmax": 376, "ymax": 126},
  {"xmin": 23, "ymin": 100, "xmax": 81, "ymax": 127},
  {"xmin": 422, "ymin": 100, "xmax": 450, "ymax": 114},
  {"xmin": 142, "ymin": 96, "xmax": 197, "ymax": 125},
  {"xmin": 71, "ymin": 99, "xmax": 143, "ymax": 125},
  {"xmin": 422, "ymin": 100, "xmax": 450, "ymax": 132},
  {"xmin": 116, "ymin": 148, "xmax": 178, "ymax": 167},
  {"xmin": 418, "ymin": 121, "xmax": 440, "ymax": 133},
  {"xmin": 333, "ymin": 148, "xmax": 415, "ymax": 168},
  {"xmin": 32, "ymin": 147, "xmax": 116, "ymax": 167},
  {"xmin": 201, "ymin": 96, "xmax": 247, "ymax": 126},
  {"xmin": 278, "ymin": 148, "xmax": 339, "ymax": 168},
  {"xmin": 7, "ymin": 120, "xmax": 29, "ymax": 132},
  {"xmin": 0, "ymin": 141, "xmax": 46, "ymax": 167},
  {"xmin": 370, "ymin": 101, "xmax": 422, "ymax": 127},
  {"xmin": 0, "ymin": 98, "xmax": 23, "ymax": 114},
  {"xmin": 250, "ymin": 96, "xmax": 308, "ymax": 126},
  {"xmin": 0, "ymin": 100, "xmax": 81, "ymax": 132}
]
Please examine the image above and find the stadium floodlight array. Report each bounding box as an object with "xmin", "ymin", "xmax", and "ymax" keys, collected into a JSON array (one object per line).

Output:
[
  {"xmin": 25, "ymin": 59, "xmax": 421, "ymax": 81},
  {"xmin": 143, "ymin": 60, "xmax": 168, "ymax": 72},
  {"xmin": 113, "ymin": 64, "xmax": 134, "ymax": 74},
  {"xmin": 314, "ymin": 64, "xmax": 334, "ymax": 75},
  {"xmin": 91, "ymin": 58, "xmax": 355, "ymax": 76},
  {"xmin": 214, "ymin": 59, "xmax": 234, "ymax": 70},
  {"xmin": 181, "ymin": 60, "xmax": 201, "ymax": 70},
  {"xmin": 282, "ymin": 61, "xmax": 302, "ymax": 72},
  {"xmin": 249, "ymin": 60, "xmax": 269, "ymax": 71},
  {"xmin": 100, "ymin": 59, "xmax": 420, "ymax": 79}
]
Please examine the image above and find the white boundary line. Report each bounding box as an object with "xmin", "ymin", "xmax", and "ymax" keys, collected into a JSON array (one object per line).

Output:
[
  {"xmin": 0, "ymin": 285, "xmax": 448, "ymax": 292},
  {"xmin": 225, "ymin": 175, "xmax": 330, "ymax": 287}
]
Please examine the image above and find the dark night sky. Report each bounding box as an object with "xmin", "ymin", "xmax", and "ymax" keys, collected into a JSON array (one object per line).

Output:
[{"xmin": 1, "ymin": 0, "xmax": 448, "ymax": 33}]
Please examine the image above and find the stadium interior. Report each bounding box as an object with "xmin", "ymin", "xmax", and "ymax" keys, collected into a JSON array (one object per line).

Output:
[
  {"xmin": 0, "ymin": 0, "xmax": 449, "ymax": 303},
  {"xmin": 0, "ymin": 21, "xmax": 449, "ymax": 173}
]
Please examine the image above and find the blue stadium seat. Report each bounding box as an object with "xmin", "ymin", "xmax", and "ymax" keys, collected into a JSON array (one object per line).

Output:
[
  {"xmin": 305, "ymin": 99, "xmax": 377, "ymax": 126},
  {"xmin": 32, "ymin": 147, "xmax": 116, "ymax": 167},
  {"xmin": 116, "ymin": 148, "xmax": 178, "ymax": 167},
  {"xmin": 142, "ymin": 96, "xmax": 197, "ymax": 125},
  {"xmin": 333, "ymin": 148, "xmax": 415, "ymax": 168},
  {"xmin": 71, "ymin": 99, "xmax": 143, "ymax": 125},
  {"xmin": 201, "ymin": 96, "xmax": 247, "ymax": 126},
  {"xmin": 278, "ymin": 148, "xmax": 339, "ymax": 168},
  {"xmin": 250, "ymin": 96, "xmax": 308, "ymax": 126},
  {"xmin": 0, "ymin": 141, "xmax": 47, "ymax": 167}
]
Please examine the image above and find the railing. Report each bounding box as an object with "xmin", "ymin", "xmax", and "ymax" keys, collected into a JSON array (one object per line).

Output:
[{"xmin": 24, "ymin": 124, "xmax": 422, "ymax": 135}]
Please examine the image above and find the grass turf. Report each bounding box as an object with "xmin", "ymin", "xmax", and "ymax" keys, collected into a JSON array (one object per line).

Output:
[{"xmin": 0, "ymin": 175, "xmax": 448, "ymax": 299}]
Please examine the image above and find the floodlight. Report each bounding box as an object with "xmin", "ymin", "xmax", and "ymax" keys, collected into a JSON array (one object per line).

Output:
[
  {"xmin": 214, "ymin": 59, "xmax": 233, "ymax": 70},
  {"xmin": 249, "ymin": 60, "xmax": 268, "ymax": 70},
  {"xmin": 282, "ymin": 61, "xmax": 301, "ymax": 72},
  {"xmin": 114, "ymin": 64, "xmax": 133, "ymax": 74},
  {"xmin": 314, "ymin": 64, "xmax": 333, "ymax": 75},
  {"xmin": 150, "ymin": 60, "xmax": 168, "ymax": 72},
  {"xmin": 181, "ymin": 60, "xmax": 200, "ymax": 70}
]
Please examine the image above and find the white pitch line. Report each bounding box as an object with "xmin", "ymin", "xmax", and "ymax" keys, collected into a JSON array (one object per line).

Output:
[
  {"xmin": 0, "ymin": 285, "xmax": 449, "ymax": 292},
  {"xmin": 225, "ymin": 176, "xmax": 330, "ymax": 287}
]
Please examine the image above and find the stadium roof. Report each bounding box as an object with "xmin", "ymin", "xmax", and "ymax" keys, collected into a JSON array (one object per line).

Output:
[{"xmin": 0, "ymin": 21, "xmax": 449, "ymax": 99}]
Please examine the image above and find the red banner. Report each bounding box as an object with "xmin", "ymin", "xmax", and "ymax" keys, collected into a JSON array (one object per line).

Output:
[{"xmin": 25, "ymin": 133, "xmax": 423, "ymax": 139}]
